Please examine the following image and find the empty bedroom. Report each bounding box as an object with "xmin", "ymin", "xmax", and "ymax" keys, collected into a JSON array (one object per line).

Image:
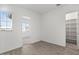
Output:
[{"xmin": 0, "ymin": 4, "xmax": 79, "ymax": 55}]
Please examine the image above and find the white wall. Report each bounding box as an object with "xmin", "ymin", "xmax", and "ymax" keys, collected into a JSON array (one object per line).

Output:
[
  {"xmin": 0, "ymin": 5, "xmax": 40, "ymax": 54},
  {"xmin": 41, "ymin": 7, "xmax": 66, "ymax": 46}
]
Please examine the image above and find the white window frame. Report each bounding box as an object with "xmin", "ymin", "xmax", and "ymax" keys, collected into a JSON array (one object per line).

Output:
[{"xmin": 0, "ymin": 10, "xmax": 12, "ymax": 31}]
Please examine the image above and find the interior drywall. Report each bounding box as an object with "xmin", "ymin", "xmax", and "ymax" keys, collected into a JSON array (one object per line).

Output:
[
  {"xmin": 0, "ymin": 5, "xmax": 40, "ymax": 54},
  {"xmin": 41, "ymin": 7, "xmax": 66, "ymax": 46}
]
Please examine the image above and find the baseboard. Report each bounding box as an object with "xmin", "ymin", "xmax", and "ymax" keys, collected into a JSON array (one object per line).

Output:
[
  {"xmin": 41, "ymin": 40, "xmax": 66, "ymax": 47},
  {"xmin": 0, "ymin": 45, "xmax": 22, "ymax": 55},
  {"xmin": 23, "ymin": 39, "xmax": 41, "ymax": 45}
]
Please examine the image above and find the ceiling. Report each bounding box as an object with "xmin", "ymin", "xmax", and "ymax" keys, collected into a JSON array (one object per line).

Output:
[{"xmin": 16, "ymin": 4, "xmax": 65, "ymax": 14}]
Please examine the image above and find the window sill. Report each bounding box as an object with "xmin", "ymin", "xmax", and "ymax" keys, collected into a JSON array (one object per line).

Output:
[{"xmin": 0, "ymin": 29, "xmax": 13, "ymax": 32}]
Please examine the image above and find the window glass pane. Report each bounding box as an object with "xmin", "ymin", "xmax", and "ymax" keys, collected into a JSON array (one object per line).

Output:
[
  {"xmin": 22, "ymin": 23, "xmax": 26, "ymax": 32},
  {"xmin": 0, "ymin": 22, "xmax": 6, "ymax": 28},
  {"xmin": 6, "ymin": 18, "xmax": 12, "ymax": 22},
  {"xmin": 1, "ymin": 11, "xmax": 7, "ymax": 22},
  {"xmin": 6, "ymin": 22, "xmax": 12, "ymax": 28}
]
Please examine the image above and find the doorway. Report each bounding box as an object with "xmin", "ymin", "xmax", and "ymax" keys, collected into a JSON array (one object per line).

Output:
[{"xmin": 66, "ymin": 12, "xmax": 77, "ymax": 49}]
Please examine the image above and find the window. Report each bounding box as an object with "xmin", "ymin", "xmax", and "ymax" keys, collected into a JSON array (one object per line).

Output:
[
  {"xmin": 21, "ymin": 22, "xmax": 27, "ymax": 32},
  {"xmin": 21, "ymin": 17, "xmax": 30, "ymax": 32},
  {"xmin": 0, "ymin": 11, "xmax": 12, "ymax": 30}
]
